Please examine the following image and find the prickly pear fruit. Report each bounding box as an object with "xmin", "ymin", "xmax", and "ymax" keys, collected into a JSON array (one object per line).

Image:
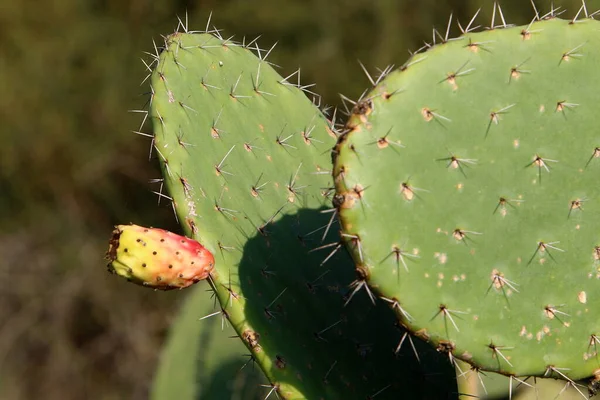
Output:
[{"xmin": 106, "ymin": 224, "xmax": 214, "ymax": 290}]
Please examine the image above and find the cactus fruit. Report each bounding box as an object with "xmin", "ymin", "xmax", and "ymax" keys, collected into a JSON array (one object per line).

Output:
[
  {"xmin": 106, "ymin": 224, "xmax": 214, "ymax": 290},
  {"xmin": 333, "ymin": 15, "xmax": 600, "ymax": 386},
  {"xmin": 142, "ymin": 28, "xmax": 458, "ymax": 399}
]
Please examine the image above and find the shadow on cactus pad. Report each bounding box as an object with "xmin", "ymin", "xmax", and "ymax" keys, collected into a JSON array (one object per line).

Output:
[{"xmin": 235, "ymin": 208, "xmax": 458, "ymax": 399}]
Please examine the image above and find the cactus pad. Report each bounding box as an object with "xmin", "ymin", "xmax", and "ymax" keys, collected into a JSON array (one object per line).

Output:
[
  {"xmin": 334, "ymin": 17, "xmax": 600, "ymax": 382},
  {"xmin": 147, "ymin": 30, "xmax": 457, "ymax": 398},
  {"xmin": 151, "ymin": 281, "xmax": 267, "ymax": 400}
]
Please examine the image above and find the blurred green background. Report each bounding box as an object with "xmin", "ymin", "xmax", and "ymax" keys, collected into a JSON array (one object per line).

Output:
[{"xmin": 0, "ymin": 0, "xmax": 594, "ymax": 398}]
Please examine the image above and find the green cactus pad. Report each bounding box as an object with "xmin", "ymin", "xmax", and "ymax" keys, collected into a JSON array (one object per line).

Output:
[
  {"xmin": 334, "ymin": 17, "xmax": 600, "ymax": 381},
  {"xmin": 148, "ymin": 30, "xmax": 456, "ymax": 398},
  {"xmin": 151, "ymin": 282, "xmax": 267, "ymax": 400}
]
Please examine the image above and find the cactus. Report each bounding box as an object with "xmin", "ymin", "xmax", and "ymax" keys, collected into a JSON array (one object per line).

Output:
[
  {"xmin": 333, "ymin": 13, "xmax": 600, "ymax": 391},
  {"xmin": 140, "ymin": 27, "xmax": 457, "ymax": 399},
  {"xmin": 105, "ymin": 5, "xmax": 600, "ymax": 400},
  {"xmin": 106, "ymin": 224, "xmax": 214, "ymax": 289}
]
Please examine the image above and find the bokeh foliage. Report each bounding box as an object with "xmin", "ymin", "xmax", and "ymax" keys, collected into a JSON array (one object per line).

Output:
[{"xmin": 0, "ymin": 0, "xmax": 593, "ymax": 398}]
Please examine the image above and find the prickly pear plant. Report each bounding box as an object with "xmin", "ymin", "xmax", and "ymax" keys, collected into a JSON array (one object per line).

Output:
[
  {"xmin": 135, "ymin": 23, "xmax": 457, "ymax": 399},
  {"xmin": 333, "ymin": 11, "xmax": 600, "ymax": 395}
]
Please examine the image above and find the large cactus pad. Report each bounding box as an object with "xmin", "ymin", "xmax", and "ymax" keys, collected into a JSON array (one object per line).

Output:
[
  {"xmin": 149, "ymin": 30, "xmax": 456, "ymax": 399},
  {"xmin": 334, "ymin": 17, "xmax": 600, "ymax": 381}
]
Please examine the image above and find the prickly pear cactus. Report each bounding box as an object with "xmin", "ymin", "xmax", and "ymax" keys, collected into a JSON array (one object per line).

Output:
[
  {"xmin": 334, "ymin": 15, "xmax": 600, "ymax": 387},
  {"xmin": 145, "ymin": 28, "xmax": 456, "ymax": 399}
]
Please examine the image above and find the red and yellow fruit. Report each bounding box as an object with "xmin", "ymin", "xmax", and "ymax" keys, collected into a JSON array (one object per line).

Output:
[{"xmin": 106, "ymin": 224, "xmax": 214, "ymax": 290}]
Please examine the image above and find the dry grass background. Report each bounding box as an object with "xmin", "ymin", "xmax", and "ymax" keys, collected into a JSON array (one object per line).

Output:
[{"xmin": 0, "ymin": 0, "xmax": 593, "ymax": 398}]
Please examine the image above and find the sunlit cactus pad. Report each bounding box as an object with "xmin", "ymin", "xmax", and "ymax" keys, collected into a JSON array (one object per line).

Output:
[
  {"xmin": 334, "ymin": 17, "xmax": 600, "ymax": 381},
  {"xmin": 148, "ymin": 30, "xmax": 456, "ymax": 399}
]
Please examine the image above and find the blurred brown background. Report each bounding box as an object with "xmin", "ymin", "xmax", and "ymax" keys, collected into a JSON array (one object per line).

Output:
[{"xmin": 0, "ymin": 0, "xmax": 593, "ymax": 399}]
